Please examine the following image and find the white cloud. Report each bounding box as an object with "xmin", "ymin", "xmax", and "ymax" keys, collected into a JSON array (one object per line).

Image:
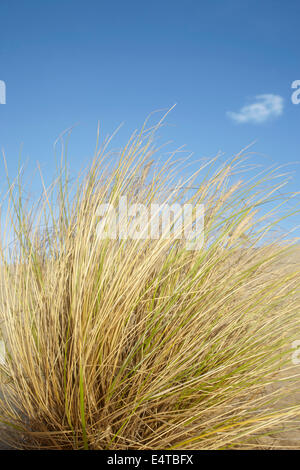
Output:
[{"xmin": 227, "ymin": 94, "xmax": 284, "ymax": 124}]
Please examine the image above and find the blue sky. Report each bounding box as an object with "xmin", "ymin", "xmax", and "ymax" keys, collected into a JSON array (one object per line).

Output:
[{"xmin": 0, "ymin": 0, "xmax": 300, "ymax": 232}]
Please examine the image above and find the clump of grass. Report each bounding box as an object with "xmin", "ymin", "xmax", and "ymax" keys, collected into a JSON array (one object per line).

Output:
[{"xmin": 0, "ymin": 117, "xmax": 300, "ymax": 449}]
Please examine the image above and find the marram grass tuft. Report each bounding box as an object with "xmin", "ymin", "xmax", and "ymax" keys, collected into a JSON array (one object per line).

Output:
[{"xmin": 0, "ymin": 118, "xmax": 300, "ymax": 449}]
